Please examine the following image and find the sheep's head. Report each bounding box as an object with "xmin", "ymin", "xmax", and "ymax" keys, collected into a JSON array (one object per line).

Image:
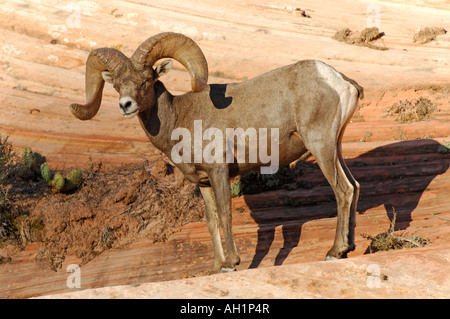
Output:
[
  {"xmin": 101, "ymin": 59, "xmax": 167, "ymax": 119},
  {"xmin": 70, "ymin": 32, "xmax": 208, "ymax": 120}
]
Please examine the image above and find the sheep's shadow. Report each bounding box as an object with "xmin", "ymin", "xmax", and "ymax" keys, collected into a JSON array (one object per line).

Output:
[{"xmin": 244, "ymin": 139, "xmax": 449, "ymax": 268}]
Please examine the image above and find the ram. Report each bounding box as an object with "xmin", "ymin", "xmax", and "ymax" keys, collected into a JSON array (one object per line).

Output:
[{"xmin": 70, "ymin": 32, "xmax": 363, "ymax": 273}]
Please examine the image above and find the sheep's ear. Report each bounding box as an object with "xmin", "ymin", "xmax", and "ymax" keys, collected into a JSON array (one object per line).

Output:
[
  {"xmin": 101, "ymin": 71, "xmax": 114, "ymax": 84},
  {"xmin": 155, "ymin": 60, "xmax": 173, "ymax": 78}
]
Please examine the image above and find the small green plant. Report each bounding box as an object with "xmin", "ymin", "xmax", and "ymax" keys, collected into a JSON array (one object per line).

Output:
[
  {"xmin": 437, "ymin": 141, "xmax": 450, "ymax": 154},
  {"xmin": 230, "ymin": 180, "xmax": 242, "ymax": 197},
  {"xmin": 87, "ymin": 155, "xmax": 94, "ymax": 171},
  {"xmin": 40, "ymin": 162, "xmax": 83, "ymax": 193}
]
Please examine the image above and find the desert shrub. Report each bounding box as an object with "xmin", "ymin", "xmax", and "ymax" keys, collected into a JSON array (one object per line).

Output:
[
  {"xmin": 413, "ymin": 27, "xmax": 447, "ymax": 44},
  {"xmin": 362, "ymin": 210, "xmax": 431, "ymax": 253},
  {"xmin": 386, "ymin": 97, "xmax": 436, "ymax": 123},
  {"xmin": 0, "ymin": 135, "xmax": 14, "ymax": 172},
  {"xmin": 229, "ymin": 160, "xmax": 318, "ymax": 197},
  {"xmin": 234, "ymin": 169, "xmax": 282, "ymax": 195},
  {"xmin": 0, "ymin": 142, "xmax": 50, "ymax": 247},
  {"xmin": 332, "ymin": 27, "xmax": 387, "ymax": 50},
  {"xmin": 0, "ymin": 135, "xmax": 14, "ymax": 245},
  {"xmin": 0, "ymin": 135, "xmax": 14, "ymax": 211}
]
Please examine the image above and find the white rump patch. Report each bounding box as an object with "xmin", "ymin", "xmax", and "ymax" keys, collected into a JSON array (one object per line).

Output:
[{"xmin": 314, "ymin": 60, "xmax": 358, "ymax": 125}]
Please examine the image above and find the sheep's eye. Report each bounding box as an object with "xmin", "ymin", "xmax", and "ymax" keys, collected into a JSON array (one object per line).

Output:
[{"xmin": 140, "ymin": 79, "xmax": 149, "ymax": 89}]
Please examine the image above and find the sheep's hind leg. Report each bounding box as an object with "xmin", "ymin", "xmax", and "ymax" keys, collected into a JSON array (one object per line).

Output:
[
  {"xmin": 289, "ymin": 151, "xmax": 311, "ymax": 169},
  {"xmin": 336, "ymin": 137, "xmax": 359, "ymax": 256},
  {"xmin": 306, "ymin": 139, "xmax": 356, "ymax": 260}
]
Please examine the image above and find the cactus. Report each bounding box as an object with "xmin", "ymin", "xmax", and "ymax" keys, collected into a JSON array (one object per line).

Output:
[
  {"xmin": 64, "ymin": 169, "xmax": 83, "ymax": 191},
  {"xmin": 22, "ymin": 148, "xmax": 33, "ymax": 167},
  {"xmin": 22, "ymin": 148, "xmax": 82, "ymax": 193},
  {"xmin": 40, "ymin": 163, "xmax": 52, "ymax": 185},
  {"xmin": 33, "ymin": 152, "xmax": 43, "ymax": 168},
  {"xmin": 52, "ymin": 173, "xmax": 66, "ymax": 192},
  {"xmin": 40, "ymin": 162, "xmax": 83, "ymax": 193},
  {"xmin": 22, "ymin": 148, "xmax": 45, "ymax": 171}
]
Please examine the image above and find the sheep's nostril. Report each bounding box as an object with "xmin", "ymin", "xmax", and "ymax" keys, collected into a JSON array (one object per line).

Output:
[{"xmin": 119, "ymin": 100, "xmax": 132, "ymax": 109}]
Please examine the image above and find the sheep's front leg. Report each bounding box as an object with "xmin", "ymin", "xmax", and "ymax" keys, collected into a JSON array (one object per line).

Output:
[
  {"xmin": 208, "ymin": 165, "xmax": 240, "ymax": 272},
  {"xmin": 199, "ymin": 186, "xmax": 225, "ymax": 274}
]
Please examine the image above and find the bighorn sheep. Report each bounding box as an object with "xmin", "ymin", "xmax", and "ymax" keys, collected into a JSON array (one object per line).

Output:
[{"xmin": 70, "ymin": 32, "xmax": 363, "ymax": 273}]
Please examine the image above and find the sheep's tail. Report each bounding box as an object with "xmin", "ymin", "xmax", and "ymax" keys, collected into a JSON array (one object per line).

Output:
[
  {"xmin": 338, "ymin": 72, "xmax": 364, "ymax": 99},
  {"xmin": 350, "ymin": 80, "xmax": 364, "ymax": 99}
]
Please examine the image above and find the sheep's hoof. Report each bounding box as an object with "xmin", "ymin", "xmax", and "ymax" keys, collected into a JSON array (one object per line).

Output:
[
  {"xmin": 326, "ymin": 244, "xmax": 353, "ymax": 260},
  {"xmin": 219, "ymin": 267, "xmax": 236, "ymax": 273}
]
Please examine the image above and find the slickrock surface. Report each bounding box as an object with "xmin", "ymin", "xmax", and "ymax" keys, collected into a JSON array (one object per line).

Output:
[{"xmin": 37, "ymin": 244, "xmax": 450, "ymax": 299}]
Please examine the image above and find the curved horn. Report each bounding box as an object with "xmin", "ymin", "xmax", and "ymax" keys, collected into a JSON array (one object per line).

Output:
[
  {"xmin": 131, "ymin": 32, "xmax": 208, "ymax": 92},
  {"xmin": 70, "ymin": 48, "xmax": 127, "ymax": 120}
]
